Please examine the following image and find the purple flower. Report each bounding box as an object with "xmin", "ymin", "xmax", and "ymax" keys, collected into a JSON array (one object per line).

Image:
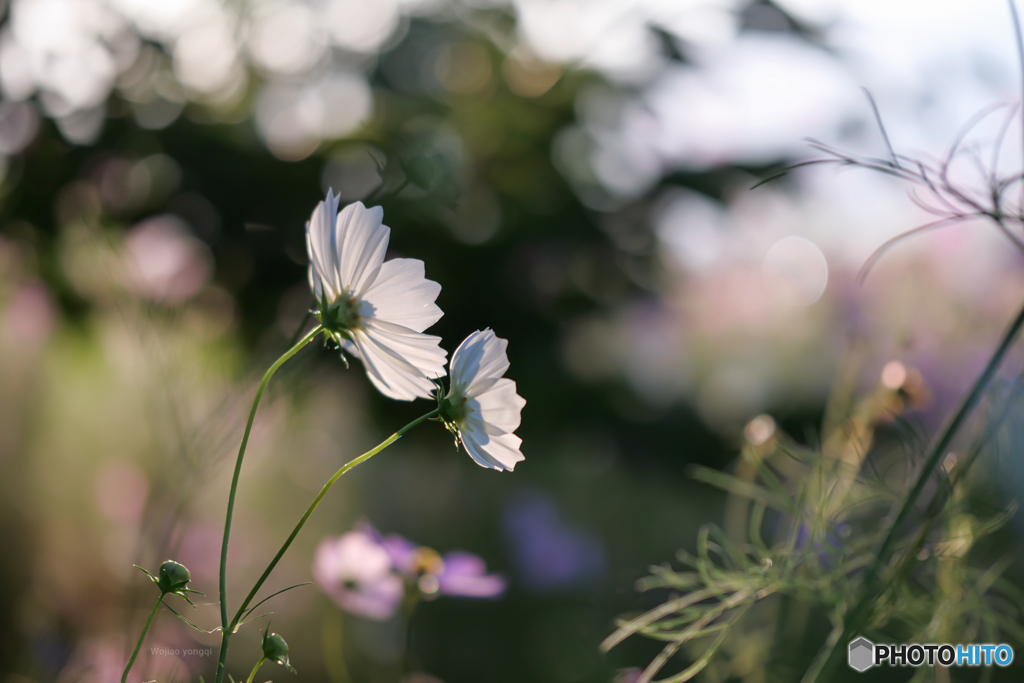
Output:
[
  {"xmin": 429, "ymin": 551, "xmax": 506, "ymax": 599},
  {"xmin": 503, "ymin": 490, "xmax": 607, "ymax": 592},
  {"xmin": 377, "ymin": 531, "xmax": 419, "ymax": 575},
  {"xmin": 313, "ymin": 530, "xmax": 404, "ymax": 621},
  {"xmin": 363, "ymin": 522, "xmax": 506, "ymax": 600}
]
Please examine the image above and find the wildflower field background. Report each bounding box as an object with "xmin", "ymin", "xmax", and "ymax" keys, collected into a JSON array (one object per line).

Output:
[{"xmin": 3, "ymin": 0, "xmax": 1024, "ymax": 681}]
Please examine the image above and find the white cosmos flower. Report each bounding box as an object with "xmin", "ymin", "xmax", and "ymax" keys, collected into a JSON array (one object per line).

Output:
[
  {"xmin": 443, "ymin": 329, "xmax": 526, "ymax": 471},
  {"xmin": 307, "ymin": 189, "xmax": 447, "ymax": 400}
]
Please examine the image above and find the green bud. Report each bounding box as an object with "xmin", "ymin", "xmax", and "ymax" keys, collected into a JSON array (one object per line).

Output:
[
  {"xmin": 157, "ymin": 560, "xmax": 191, "ymax": 594},
  {"xmin": 262, "ymin": 630, "xmax": 296, "ymax": 673}
]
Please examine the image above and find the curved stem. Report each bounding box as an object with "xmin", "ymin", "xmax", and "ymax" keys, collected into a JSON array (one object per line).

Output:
[
  {"xmin": 805, "ymin": 296, "xmax": 1024, "ymax": 682},
  {"xmin": 287, "ymin": 311, "xmax": 314, "ymax": 348},
  {"xmin": 230, "ymin": 408, "xmax": 439, "ymax": 631},
  {"xmin": 122, "ymin": 593, "xmax": 163, "ymax": 683},
  {"xmin": 215, "ymin": 325, "xmax": 323, "ymax": 683},
  {"xmin": 322, "ymin": 610, "xmax": 353, "ymax": 683},
  {"xmin": 401, "ymin": 590, "xmax": 421, "ymax": 677},
  {"xmin": 245, "ymin": 656, "xmax": 267, "ymax": 683}
]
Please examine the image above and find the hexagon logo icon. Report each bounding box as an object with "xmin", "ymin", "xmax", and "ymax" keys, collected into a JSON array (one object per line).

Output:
[{"xmin": 848, "ymin": 637, "xmax": 875, "ymax": 672}]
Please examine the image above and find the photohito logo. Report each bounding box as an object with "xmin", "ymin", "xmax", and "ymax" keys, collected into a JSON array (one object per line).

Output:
[
  {"xmin": 848, "ymin": 637, "xmax": 1013, "ymax": 672},
  {"xmin": 848, "ymin": 637, "xmax": 874, "ymax": 672}
]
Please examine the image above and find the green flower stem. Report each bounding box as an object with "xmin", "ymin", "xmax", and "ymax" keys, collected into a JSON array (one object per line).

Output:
[
  {"xmin": 401, "ymin": 589, "xmax": 421, "ymax": 676},
  {"xmin": 215, "ymin": 406, "xmax": 438, "ymax": 683},
  {"xmin": 244, "ymin": 656, "xmax": 267, "ymax": 683},
  {"xmin": 322, "ymin": 610, "xmax": 352, "ymax": 683},
  {"xmin": 230, "ymin": 408, "xmax": 440, "ymax": 631},
  {"xmin": 806, "ymin": 297, "xmax": 1024, "ymax": 683},
  {"xmin": 215, "ymin": 324, "xmax": 323, "ymax": 683},
  {"xmin": 121, "ymin": 593, "xmax": 163, "ymax": 683}
]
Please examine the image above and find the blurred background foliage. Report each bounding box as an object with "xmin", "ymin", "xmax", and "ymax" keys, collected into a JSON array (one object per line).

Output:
[{"xmin": 3, "ymin": 0, "xmax": 1024, "ymax": 681}]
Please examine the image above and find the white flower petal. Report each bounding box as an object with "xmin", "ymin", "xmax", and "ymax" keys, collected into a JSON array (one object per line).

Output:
[
  {"xmin": 467, "ymin": 378, "xmax": 526, "ymax": 433},
  {"xmin": 462, "ymin": 435, "xmax": 504, "ymax": 469},
  {"xmin": 462, "ymin": 427, "xmax": 524, "ymax": 472},
  {"xmin": 450, "ymin": 329, "xmax": 510, "ymax": 393},
  {"xmin": 361, "ymin": 258, "xmax": 443, "ymax": 333},
  {"xmin": 336, "ymin": 201, "xmax": 389, "ymax": 297},
  {"xmin": 350, "ymin": 322, "xmax": 447, "ymax": 401},
  {"xmin": 449, "ymin": 330, "xmax": 487, "ymax": 383},
  {"xmin": 308, "ymin": 264, "xmax": 324, "ymax": 302},
  {"xmin": 365, "ymin": 319, "xmax": 447, "ymax": 377},
  {"xmin": 306, "ymin": 188, "xmax": 342, "ymax": 300},
  {"xmin": 463, "ymin": 415, "xmax": 505, "ymax": 437}
]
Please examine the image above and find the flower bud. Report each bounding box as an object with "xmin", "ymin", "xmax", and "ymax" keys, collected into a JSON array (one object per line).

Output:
[
  {"xmin": 157, "ymin": 560, "xmax": 191, "ymax": 594},
  {"xmin": 262, "ymin": 630, "xmax": 295, "ymax": 672}
]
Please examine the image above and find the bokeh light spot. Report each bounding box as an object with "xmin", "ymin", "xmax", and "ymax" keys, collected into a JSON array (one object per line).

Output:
[
  {"xmin": 744, "ymin": 414, "xmax": 776, "ymax": 445},
  {"xmin": 762, "ymin": 235, "xmax": 828, "ymax": 306},
  {"xmin": 881, "ymin": 361, "xmax": 907, "ymax": 390}
]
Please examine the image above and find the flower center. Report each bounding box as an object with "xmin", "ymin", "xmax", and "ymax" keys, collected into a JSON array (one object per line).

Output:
[
  {"xmin": 412, "ymin": 547, "xmax": 444, "ymax": 598},
  {"xmin": 319, "ymin": 292, "xmax": 363, "ymax": 334},
  {"xmin": 440, "ymin": 394, "xmax": 472, "ymax": 424},
  {"xmin": 412, "ymin": 547, "xmax": 445, "ymax": 576}
]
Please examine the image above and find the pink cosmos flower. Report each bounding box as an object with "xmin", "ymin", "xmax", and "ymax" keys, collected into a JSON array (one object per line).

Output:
[{"xmin": 312, "ymin": 529, "xmax": 404, "ymax": 620}]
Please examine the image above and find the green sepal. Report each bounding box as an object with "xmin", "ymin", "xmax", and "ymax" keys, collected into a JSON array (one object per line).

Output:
[
  {"xmin": 168, "ymin": 590, "xmax": 198, "ymax": 608},
  {"xmin": 160, "ymin": 599, "xmax": 218, "ymax": 634},
  {"xmin": 431, "ymin": 380, "xmax": 465, "ymax": 449},
  {"xmin": 235, "ymin": 612, "xmax": 273, "ymax": 631},
  {"xmin": 134, "ymin": 564, "xmax": 160, "ymax": 586},
  {"xmin": 240, "ymin": 582, "xmax": 312, "ymax": 622}
]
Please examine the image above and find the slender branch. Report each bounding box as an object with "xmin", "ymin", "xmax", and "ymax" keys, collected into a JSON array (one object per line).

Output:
[
  {"xmin": 214, "ymin": 325, "xmax": 323, "ymax": 683},
  {"xmin": 121, "ymin": 594, "xmax": 163, "ymax": 683},
  {"xmin": 856, "ymin": 215, "xmax": 968, "ymax": 282},
  {"xmin": 1010, "ymin": 0, "xmax": 1024, "ymax": 212},
  {"xmin": 229, "ymin": 408, "xmax": 440, "ymax": 632},
  {"xmin": 863, "ymin": 88, "xmax": 898, "ymax": 167},
  {"xmin": 991, "ymin": 215, "xmax": 1024, "ymax": 254},
  {"xmin": 245, "ymin": 656, "xmax": 267, "ymax": 683},
  {"xmin": 990, "ymin": 104, "xmax": 1019, "ymax": 189}
]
